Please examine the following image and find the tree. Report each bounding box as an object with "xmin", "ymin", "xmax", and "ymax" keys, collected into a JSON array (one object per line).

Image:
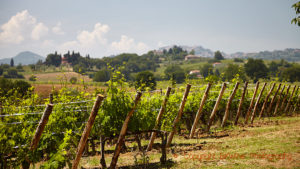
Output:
[
  {"xmin": 45, "ymin": 53, "xmax": 62, "ymax": 67},
  {"xmin": 214, "ymin": 51, "xmax": 224, "ymax": 60},
  {"xmin": 10, "ymin": 58, "xmax": 14, "ymax": 67},
  {"xmin": 282, "ymin": 64, "xmax": 300, "ymax": 82},
  {"xmin": 164, "ymin": 65, "xmax": 186, "ymax": 83},
  {"xmin": 200, "ymin": 63, "xmax": 213, "ymax": 78},
  {"xmin": 224, "ymin": 64, "xmax": 246, "ymax": 81},
  {"xmin": 135, "ymin": 71, "xmax": 156, "ymax": 91},
  {"xmin": 292, "ymin": 1, "xmax": 300, "ymax": 26},
  {"xmin": 0, "ymin": 66, "xmax": 3, "ymax": 75},
  {"xmin": 93, "ymin": 69, "xmax": 110, "ymax": 82},
  {"xmin": 189, "ymin": 49, "xmax": 195, "ymax": 55},
  {"xmin": 244, "ymin": 58, "xmax": 268, "ymax": 82}
]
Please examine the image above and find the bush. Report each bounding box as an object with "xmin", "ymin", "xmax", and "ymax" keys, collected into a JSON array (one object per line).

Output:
[
  {"xmin": 4, "ymin": 68, "xmax": 24, "ymax": 79},
  {"xmin": 69, "ymin": 77, "xmax": 77, "ymax": 84},
  {"xmin": 135, "ymin": 71, "xmax": 156, "ymax": 91},
  {"xmin": 29, "ymin": 75, "xmax": 37, "ymax": 81},
  {"xmin": 0, "ymin": 77, "xmax": 31, "ymax": 97},
  {"xmin": 93, "ymin": 70, "xmax": 110, "ymax": 82}
]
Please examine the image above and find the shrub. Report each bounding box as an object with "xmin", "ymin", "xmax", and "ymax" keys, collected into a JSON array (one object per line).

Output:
[
  {"xmin": 29, "ymin": 75, "xmax": 37, "ymax": 81},
  {"xmin": 69, "ymin": 77, "xmax": 77, "ymax": 84}
]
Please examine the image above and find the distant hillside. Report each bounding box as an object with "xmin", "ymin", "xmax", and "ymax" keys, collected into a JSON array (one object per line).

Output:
[
  {"xmin": 158, "ymin": 45, "xmax": 215, "ymax": 57},
  {"xmin": 230, "ymin": 48, "xmax": 300, "ymax": 61},
  {"xmin": 0, "ymin": 51, "xmax": 45, "ymax": 65}
]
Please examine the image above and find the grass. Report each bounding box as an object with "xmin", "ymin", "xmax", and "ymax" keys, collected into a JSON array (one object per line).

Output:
[{"xmin": 78, "ymin": 115, "xmax": 300, "ymax": 169}]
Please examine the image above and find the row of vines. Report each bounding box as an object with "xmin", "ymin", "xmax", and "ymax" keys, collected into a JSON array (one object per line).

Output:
[{"xmin": 0, "ymin": 70, "xmax": 299, "ymax": 168}]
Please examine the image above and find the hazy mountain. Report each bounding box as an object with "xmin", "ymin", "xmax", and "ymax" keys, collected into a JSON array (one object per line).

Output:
[
  {"xmin": 230, "ymin": 48, "xmax": 300, "ymax": 61},
  {"xmin": 0, "ymin": 51, "xmax": 45, "ymax": 65}
]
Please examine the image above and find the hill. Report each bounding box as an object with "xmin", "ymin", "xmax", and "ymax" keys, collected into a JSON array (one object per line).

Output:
[{"xmin": 0, "ymin": 51, "xmax": 45, "ymax": 65}]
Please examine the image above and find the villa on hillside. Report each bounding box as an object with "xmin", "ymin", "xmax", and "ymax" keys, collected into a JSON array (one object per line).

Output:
[{"xmin": 184, "ymin": 55, "xmax": 201, "ymax": 61}]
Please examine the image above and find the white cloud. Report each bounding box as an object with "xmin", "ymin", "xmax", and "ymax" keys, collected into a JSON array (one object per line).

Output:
[
  {"xmin": 0, "ymin": 10, "xmax": 50, "ymax": 44},
  {"xmin": 52, "ymin": 22, "xmax": 64, "ymax": 35},
  {"xmin": 110, "ymin": 35, "xmax": 149, "ymax": 54},
  {"xmin": 0, "ymin": 10, "xmax": 37, "ymax": 44},
  {"xmin": 77, "ymin": 23, "xmax": 109, "ymax": 46},
  {"xmin": 31, "ymin": 22, "xmax": 48, "ymax": 40}
]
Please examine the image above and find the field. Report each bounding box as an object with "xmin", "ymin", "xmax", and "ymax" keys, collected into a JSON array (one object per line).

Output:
[{"xmin": 79, "ymin": 115, "xmax": 300, "ymax": 169}]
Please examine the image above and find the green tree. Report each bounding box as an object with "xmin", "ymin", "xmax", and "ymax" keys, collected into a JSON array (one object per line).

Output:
[
  {"xmin": 244, "ymin": 58, "xmax": 268, "ymax": 82},
  {"xmin": 224, "ymin": 64, "xmax": 246, "ymax": 81},
  {"xmin": 164, "ymin": 65, "xmax": 185, "ymax": 83},
  {"xmin": 93, "ymin": 69, "xmax": 110, "ymax": 82},
  {"xmin": 45, "ymin": 52, "xmax": 62, "ymax": 67},
  {"xmin": 10, "ymin": 58, "xmax": 14, "ymax": 67},
  {"xmin": 135, "ymin": 71, "xmax": 156, "ymax": 91},
  {"xmin": 282, "ymin": 64, "xmax": 300, "ymax": 82},
  {"xmin": 214, "ymin": 51, "xmax": 224, "ymax": 60},
  {"xmin": 200, "ymin": 63, "xmax": 213, "ymax": 78},
  {"xmin": 69, "ymin": 77, "xmax": 77, "ymax": 84},
  {"xmin": 292, "ymin": 1, "xmax": 300, "ymax": 26},
  {"xmin": 0, "ymin": 66, "xmax": 3, "ymax": 75}
]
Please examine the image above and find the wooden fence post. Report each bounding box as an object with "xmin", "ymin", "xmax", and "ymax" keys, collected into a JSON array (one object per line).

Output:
[
  {"xmin": 166, "ymin": 84, "xmax": 191, "ymax": 148},
  {"xmin": 292, "ymin": 93, "xmax": 300, "ymax": 114},
  {"xmin": 30, "ymin": 104, "xmax": 54, "ymax": 150},
  {"xmin": 72, "ymin": 94, "xmax": 105, "ymax": 169},
  {"xmin": 189, "ymin": 83, "xmax": 212, "ymax": 138},
  {"xmin": 258, "ymin": 83, "xmax": 276, "ymax": 119},
  {"xmin": 250, "ymin": 83, "xmax": 267, "ymax": 124},
  {"xmin": 284, "ymin": 85, "xmax": 297, "ymax": 113},
  {"xmin": 279, "ymin": 85, "xmax": 291, "ymax": 113},
  {"xmin": 266, "ymin": 84, "xmax": 281, "ymax": 116},
  {"xmin": 234, "ymin": 82, "xmax": 248, "ymax": 125},
  {"xmin": 147, "ymin": 87, "xmax": 172, "ymax": 151},
  {"xmin": 221, "ymin": 82, "xmax": 239, "ymax": 128},
  {"xmin": 290, "ymin": 87, "xmax": 299, "ymax": 114},
  {"xmin": 273, "ymin": 85, "xmax": 286, "ymax": 115},
  {"xmin": 49, "ymin": 93, "xmax": 53, "ymax": 104},
  {"xmin": 110, "ymin": 92, "xmax": 142, "ymax": 169},
  {"xmin": 100, "ymin": 136, "xmax": 107, "ymax": 168},
  {"xmin": 244, "ymin": 82, "xmax": 259, "ymax": 124},
  {"xmin": 206, "ymin": 83, "xmax": 227, "ymax": 132}
]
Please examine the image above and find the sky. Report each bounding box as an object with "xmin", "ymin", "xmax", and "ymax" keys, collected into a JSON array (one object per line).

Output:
[{"xmin": 0, "ymin": 0, "xmax": 299, "ymax": 59}]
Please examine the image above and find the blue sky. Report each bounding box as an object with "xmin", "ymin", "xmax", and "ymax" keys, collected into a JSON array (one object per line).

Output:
[{"xmin": 0, "ymin": 0, "xmax": 299, "ymax": 58}]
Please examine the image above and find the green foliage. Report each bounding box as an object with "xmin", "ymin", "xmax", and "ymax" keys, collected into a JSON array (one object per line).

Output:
[
  {"xmin": 0, "ymin": 77, "xmax": 31, "ymax": 97},
  {"xmin": 291, "ymin": 1, "xmax": 300, "ymax": 26},
  {"xmin": 45, "ymin": 52, "xmax": 61, "ymax": 67},
  {"xmin": 164, "ymin": 65, "xmax": 186, "ymax": 83},
  {"xmin": 73, "ymin": 64, "xmax": 86, "ymax": 74},
  {"xmin": 29, "ymin": 75, "xmax": 37, "ymax": 81},
  {"xmin": 282, "ymin": 64, "xmax": 300, "ymax": 82},
  {"xmin": 233, "ymin": 58, "xmax": 244, "ymax": 62},
  {"xmin": 200, "ymin": 63, "xmax": 213, "ymax": 78},
  {"xmin": 223, "ymin": 64, "xmax": 246, "ymax": 81},
  {"xmin": 4, "ymin": 68, "xmax": 24, "ymax": 79},
  {"xmin": 93, "ymin": 69, "xmax": 110, "ymax": 82},
  {"xmin": 214, "ymin": 51, "xmax": 224, "ymax": 60},
  {"xmin": 69, "ymin": 77, "xmax": 77, "ymax": 84},
  {"xmin": 244, "ymin": 58, "xmax": 268, "ymax": 82},
  {"xmin": 0, "ymin": 66, "xmax": 3, "ymax": 75},
  {"xmin": 135, "ymin": 71, "xmax": 156, "ymax": 91}
]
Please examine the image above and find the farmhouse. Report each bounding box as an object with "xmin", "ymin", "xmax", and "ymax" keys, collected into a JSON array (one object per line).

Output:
[{"xmin": 184, "ymin": 55, "xmax": 201, "ymax": 61}]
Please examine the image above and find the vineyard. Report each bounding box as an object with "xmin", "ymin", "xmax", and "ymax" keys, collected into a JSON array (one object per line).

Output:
[{"xmin": 0, "ymin": 72, "xmax": 299, "ymax": 169}]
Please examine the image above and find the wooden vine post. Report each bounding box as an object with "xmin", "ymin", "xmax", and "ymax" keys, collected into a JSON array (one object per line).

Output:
[
  {"xmin": 250, "ymin": 83, "xmax": 267, "ymax": 124},
  {"xmin": 279, "ymin": 85, "xmax": 291, "ymax": 112},
  {"xmin": 292, "ymin": 92, "xmax": 300, "ymax": 114},
  {"xmin": 110, "ymin": 92, "xmax": 142, "ymax": 169},
  {"xmin": 166, "ymin": 84, "xmax": 191, "ymax": 148},
  {"xmin": 147, "ymin": 87, "xmax": 172, "ymax": 151},
  {"xmin": 284, "ymin": 85, "xmax": 297, "ymax": 113},
  {"xmin": 244, "ymin": 82, "xmax": 259, "ymax": 124},
  {"xmin": 290, "ymin": 87, "xmax": 299, "ymax": 113},
  {"xmin": 189, "ymin": 83, "xmax": 212, "ymax": 138},
  {"xmin": 72, "ymin": 94, "xmax": 105, "ymax": 169},
  {"xmin": 234, "ymin": 82, "xmax": 248, "ymax": 125},
  {"xmin": 30, "ymin": 104, "xmax": 54, "ymax": 150},
  {"xmin": 49, "ymin": 93, "xmax": 53, "ymax": 104},
  {"xmin": 206, "ymin": 83, "xmax": 226, "ymax": 132},
  {"xmin": 221, "ymin": 82, "xmax": 239, "ymax": 128},
  {"xmin": 266, "ymin": 84, "xmax": 281, "ymax": 116},
  {"xmin": 258, "ymin": 83, "xmax": 276, "ymax": 119},
  {"xmin": 273, "ymin": 85, "xmax": 286, "ymax": 115}
]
